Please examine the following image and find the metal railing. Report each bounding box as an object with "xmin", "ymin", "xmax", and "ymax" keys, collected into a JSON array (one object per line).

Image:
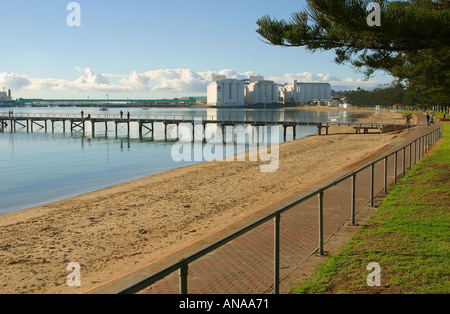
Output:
[{"xmin": 115, "ymin": 125, "xmax": 442, "ymax": 294}]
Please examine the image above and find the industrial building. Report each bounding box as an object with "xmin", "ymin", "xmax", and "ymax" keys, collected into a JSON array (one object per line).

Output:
[
  {"xmin": 207, "ymin": 75, "xmax": 279, "ymax": 107},
  {"xmin": 207, "ymin": 74, "xmax": 332, "ymax": 107},
  {"xmin": 207, "ymin": 75, "xmax": 246, "ymax": 107},
  {"xmin": 0, "ymin": 89, "xmax": 12, "ymax": 103},
  {"xmin": 245, "ymin": 76, "xmax": 279, "ymax": 105},
  {"xmin": 280, "ymin": 81, "xmax": 331, "ymax": 104}
]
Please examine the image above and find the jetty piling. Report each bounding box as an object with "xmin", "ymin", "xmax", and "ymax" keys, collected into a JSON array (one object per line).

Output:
[{"xmin": 0, "ymin": 113, "xmax": 406, "ymax": 141}]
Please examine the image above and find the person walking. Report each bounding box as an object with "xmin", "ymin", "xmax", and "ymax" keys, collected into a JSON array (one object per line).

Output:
[
  {"xmin": 406, "ymin": 113, "xmax": 412, "ymax": 127},
  {"xmin": 426, "ymin": 112, "xmax": 430, "ymax": 126},
  {"xmin": 120, "ymin": 110, "xmax": 123, "ymax": 119}
]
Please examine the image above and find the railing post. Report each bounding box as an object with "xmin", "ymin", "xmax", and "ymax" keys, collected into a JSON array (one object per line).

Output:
[
  {"xmin": 417, "ymin": 138, "xmax": 420, "ymax": 160},
  {"xmin": 409, "ymin": 143, "xmax": 412, "ymax": 170},
  {"xmin": 414, "ymin": 139, "xmax": 417, "ymax": 165},
  {"xmin": 384, "ymin": 157, "xmax": 388, "ymax": 194},
  {"xmin": 179, "ymin": 261, "xmax": 188, "ymax": 294},
  {"xmin": 370, "ymin": 164, "xmax": 375, "ymax": 207},
  {"xmin": 422, "ymin": 136, "xmax": 425, "ymax": 158},
  {"xmin": 394, "ymin": 151, "xmax": 398, "ymax": 184},
  {"xmin": 402, "ymin": 147, "xmax": 406, "ymax": 178},
  {"xmin": 351, "ymin": 174, "xmax": 356, "ymax": 225},
  {"xmin": 419, "ymin": 137, "xmax": 422, "ymax": 160},
  {"xmin": 318, "ymin": 191, "xmax": 324, "ymax": 256},
  {"xmin": 274, "ymin": 214, "xmax": 280, "ymax": 294},
  {"xmin": 424, "ymin": 135, "xmax": 427, "ymax": 153}
]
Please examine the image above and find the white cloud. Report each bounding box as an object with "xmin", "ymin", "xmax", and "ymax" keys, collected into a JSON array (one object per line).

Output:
[
  {"xmin": 143, "ymin": 69, "xmax": 208, "ymax": 92},
  {"xmin": 74, "ymin": 67, "xmax": 110, "ymax": 85},
  {"xmin": 0, "ymin": 68, "xmax": 384, "ymax": 98},
  {"xmin": 267, "ymin": 72, "xmax": 340, "ymax": 84},
  {"xmin": 120, "ymin": 71, "xmax": 152, "ymax": 91},
  {"xmin": 267, "ymin": 72, "xmax": 382, "ymax": 91},
  {"xmin": 0, "ymin": 72, "xmax": 32, "ymax": 90},
  {"xmin": 329, "ymin": 77, "xmax": 382, "ymax": 91},
  {"xmin": 198, "ymin": 69, "xmax": 260, "ymax": 82}
]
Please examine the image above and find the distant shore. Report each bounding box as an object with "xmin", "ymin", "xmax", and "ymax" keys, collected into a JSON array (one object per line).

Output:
[
  {"xmin": 2, "ymin": 102, "xmax": 376, "ymax": 111},
  {"xmin": 0, "ymin": 108, "xmax": 404, "ymax": 294}
]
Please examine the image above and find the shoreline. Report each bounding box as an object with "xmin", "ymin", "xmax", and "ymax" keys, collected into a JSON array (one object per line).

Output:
[
  {"xmin": 0, "ymin": 106, "xmax": 373, "ymax": 217},
  {"xmin": 0, "ymin": 108, "xmax": 403, "ymax": 294}
]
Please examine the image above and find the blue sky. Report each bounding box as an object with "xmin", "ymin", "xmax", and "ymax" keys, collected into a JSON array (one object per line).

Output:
[{"xmin": 0, "ymin": 0, "xmax": 394, "ymax": 99}]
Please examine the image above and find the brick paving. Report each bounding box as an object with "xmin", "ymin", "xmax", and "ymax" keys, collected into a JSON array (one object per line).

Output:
[{"xmin": 97, "ymin": 114, "xmax": 441, "ymax": 294}]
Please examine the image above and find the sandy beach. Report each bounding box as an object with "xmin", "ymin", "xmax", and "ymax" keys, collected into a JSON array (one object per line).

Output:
[{"xmin": 0, "ymin": 108, "xmax": 405, "ymax": 294}]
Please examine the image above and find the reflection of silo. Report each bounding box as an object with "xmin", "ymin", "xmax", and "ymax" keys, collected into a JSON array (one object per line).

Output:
[{"xmin": 206, "ymin": 108, "xmax": 218, "ymax": 120}]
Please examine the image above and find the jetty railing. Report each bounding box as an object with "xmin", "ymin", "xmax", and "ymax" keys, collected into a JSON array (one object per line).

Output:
[
  {"xmin": 0, "ymin": 112, "xmax": 403, "ymax": 124},
  {"xmin": 116, "ymin": 125, "xmax": 442, "ymax": 294}
]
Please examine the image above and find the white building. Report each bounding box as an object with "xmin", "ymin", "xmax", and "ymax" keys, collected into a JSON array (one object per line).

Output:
[
  {"xmin": 280, "ymin": 81, "xmax": 331, "ymax": 104},
  {"xmin": 207, "ymin": 75, "xmax": 246, "ymax": 107},
  {"xmin": 339, "ymin": 102, "xmax": 354, "ymax": 109},
  {"xmin": 245, "ymin": 77, "xmax": 279, "ymax": 105}
]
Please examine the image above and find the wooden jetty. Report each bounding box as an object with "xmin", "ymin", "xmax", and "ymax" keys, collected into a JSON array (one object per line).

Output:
[{"xmin": 0, "ymin": 113, "xmax": 404, "ymax": 141}]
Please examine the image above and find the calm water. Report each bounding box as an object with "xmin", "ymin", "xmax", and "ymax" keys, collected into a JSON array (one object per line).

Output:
[{"xmin": 0, "ymin": 107, "xmax": 364, "ymax": 214}]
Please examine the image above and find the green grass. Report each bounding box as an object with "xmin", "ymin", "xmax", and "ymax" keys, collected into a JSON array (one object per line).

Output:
[
  {"xmin": 291, "ymin": 124, "xmax": 450, "ymax": 294},
  {"xmin": 402, "ymin": 110, "xmax": 447, "ymax": 120}
]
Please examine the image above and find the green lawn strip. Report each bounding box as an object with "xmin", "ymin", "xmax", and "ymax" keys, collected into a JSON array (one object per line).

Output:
[
  {"xmin": 291, "ymin": 125, "xmax": 450, "ymax": 294},
  {"xmin": 402, "ymin": 110, "xmax": 447, "ymax": 120}
]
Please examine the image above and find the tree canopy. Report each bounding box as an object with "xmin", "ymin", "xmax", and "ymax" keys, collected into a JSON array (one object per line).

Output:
[
  {"xmin": 256, "ymin": 0, "xmax": 449, "ymax": 106},
  {"xmin": 333, "ymin": 83, "xmax": 406, "ymax": 107}
]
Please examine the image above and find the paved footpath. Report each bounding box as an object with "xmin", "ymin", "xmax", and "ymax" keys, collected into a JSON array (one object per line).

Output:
[{"xmin": 96, "ymin": 113, "xmax": 442, "ymax": 294}]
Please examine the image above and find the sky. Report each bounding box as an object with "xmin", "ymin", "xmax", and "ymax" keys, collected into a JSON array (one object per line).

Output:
[{"xmin": 0, "ymin": 0, "xmax": 395, "ymax": 100}]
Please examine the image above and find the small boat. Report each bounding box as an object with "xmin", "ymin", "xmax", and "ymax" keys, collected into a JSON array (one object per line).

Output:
[{"xmin": 100, "ymin": 107, "xmax": 108, "ymax": 111}]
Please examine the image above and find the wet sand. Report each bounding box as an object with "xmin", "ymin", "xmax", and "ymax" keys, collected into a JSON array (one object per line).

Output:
[{"xmin": 0, "ymin": 108, "xmax": 404, "ymax": 294}]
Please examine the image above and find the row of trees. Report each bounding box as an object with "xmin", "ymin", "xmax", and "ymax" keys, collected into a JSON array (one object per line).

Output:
[
  {"xmin": 332, "ymin": 84, "xmax": 404, "ymax": 107},
  {"xmin": 256, "ymin": 0, "xmax": 449, "ymax": 110},
  {"xmin": 332, "ymin": 83, "xmax": 448, "ymax": 112}
]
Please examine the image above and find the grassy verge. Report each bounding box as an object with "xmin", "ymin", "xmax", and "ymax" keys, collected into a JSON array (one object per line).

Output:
[
  {"xmin": 291, "ymin": 124, "xmax": 450, "ymax": 294},
  {"xmin": 402, "ymin": 109, "xmax": 447, "ymax": 120}
]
